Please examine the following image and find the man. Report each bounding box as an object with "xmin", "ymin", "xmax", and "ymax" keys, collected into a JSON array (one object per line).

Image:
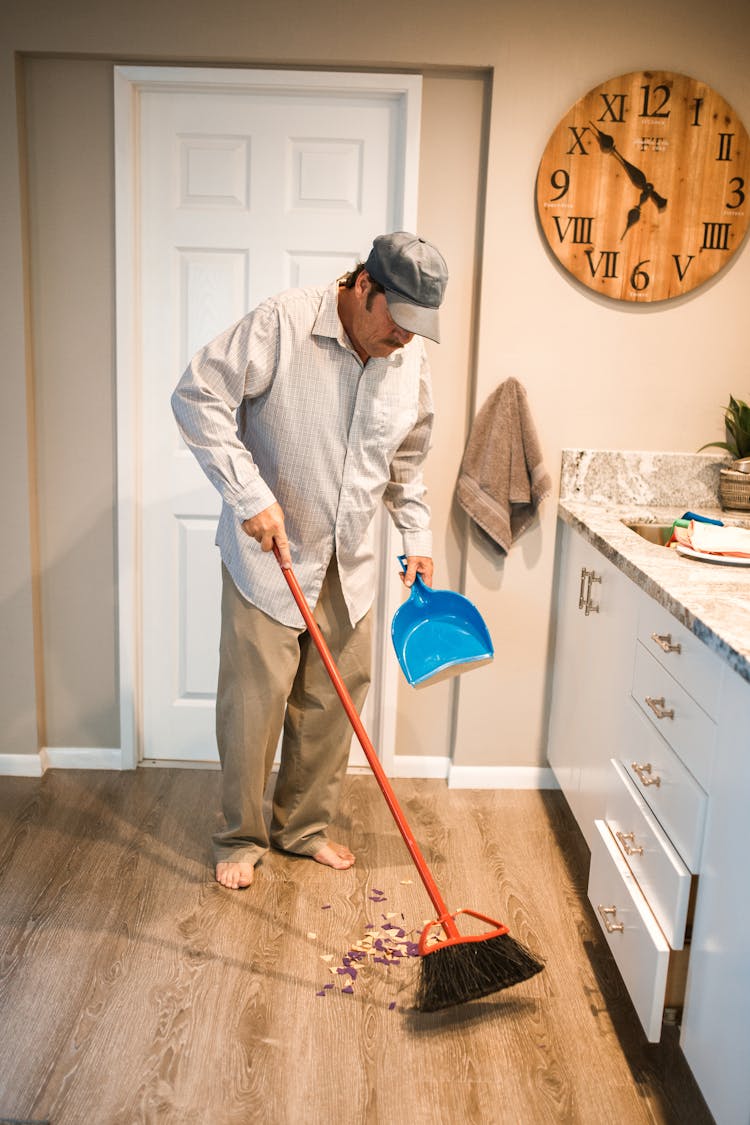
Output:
[{"xmin": 171, "ymin": 231, "xmax": 448, "ymax": 889}]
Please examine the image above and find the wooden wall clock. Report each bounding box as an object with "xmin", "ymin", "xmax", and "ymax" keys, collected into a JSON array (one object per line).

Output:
[{"xmin": 535, "ymin": 70, "xmax": 750, "ymax": 302}]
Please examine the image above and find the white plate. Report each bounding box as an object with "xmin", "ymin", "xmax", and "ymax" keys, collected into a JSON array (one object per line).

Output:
[{"xmin": 676, "ymin": 545, "xmax": 750, "ymax": 567}]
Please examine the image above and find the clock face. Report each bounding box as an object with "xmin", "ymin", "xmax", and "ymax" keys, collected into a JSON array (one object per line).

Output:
[{"xmin": 536, "ymin": 71, "xmax": 750, "ymax": 301}]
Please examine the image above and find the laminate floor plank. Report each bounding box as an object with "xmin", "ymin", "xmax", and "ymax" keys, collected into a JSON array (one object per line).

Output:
[{"xmin": 0, "ymin": 771, "xmax": 713, "ymax": 1124}]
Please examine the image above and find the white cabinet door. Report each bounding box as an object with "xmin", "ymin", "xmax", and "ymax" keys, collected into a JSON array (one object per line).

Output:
[
  {"xmin": 547, "ymin": 521, "xmax": 638, "ymax": 848},
  {"xmin": 681, "ymin": 666, "xmax": 750, "ymax": 1125}
]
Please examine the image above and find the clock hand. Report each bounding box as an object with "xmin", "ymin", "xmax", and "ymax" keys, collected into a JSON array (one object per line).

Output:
[
  {"xmin": 588, "ymin": 121, "xmax": 668, "ymax": 211},
  {"xmin": 621, "ymin": 189, "xmax": 650, "ymax": 239}
]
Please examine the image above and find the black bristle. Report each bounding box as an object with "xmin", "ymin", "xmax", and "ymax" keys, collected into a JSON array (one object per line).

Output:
[{"xmin": 414, "ymin": 933, "xmax": 544, "ymax": 1013}]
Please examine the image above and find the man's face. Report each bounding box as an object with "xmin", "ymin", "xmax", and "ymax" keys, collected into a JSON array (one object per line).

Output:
[{"xmin": 351, "ymin": 279, "xmax": 415, "ymax": 359}]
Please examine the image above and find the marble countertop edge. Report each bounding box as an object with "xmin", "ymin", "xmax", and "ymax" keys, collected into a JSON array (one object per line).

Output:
[{"xmin": 557, "ymin": 498, "xmax": 750, "ymax": 687}]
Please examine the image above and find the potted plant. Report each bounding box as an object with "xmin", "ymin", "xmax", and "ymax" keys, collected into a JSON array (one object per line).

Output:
[{"xmin": 700, "ymin": 395, "xmax": 750, "ymax": 509}]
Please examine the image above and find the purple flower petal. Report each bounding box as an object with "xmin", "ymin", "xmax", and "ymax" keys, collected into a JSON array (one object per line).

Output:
[
  {"xmin": 389, "ymin": 1002, "xmax": 396, "ymax": 1010},
  {"xmin": 342, "ymin": 985, "xmax": 354, "ymax": 994}
]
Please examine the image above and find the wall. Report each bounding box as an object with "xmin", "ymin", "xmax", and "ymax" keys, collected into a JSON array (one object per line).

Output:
[
  {"xmin": 20, "ymin": 58, "xmax": 487, "ymax": 765},
  {"xmin": 2, "ymin": 0, "xmax": 749, "ymax": 775}
]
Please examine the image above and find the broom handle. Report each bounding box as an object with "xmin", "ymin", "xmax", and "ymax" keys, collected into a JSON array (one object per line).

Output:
[{"xmin": 273, "ymin": 546, "xmax": 457, "ymax": 934}]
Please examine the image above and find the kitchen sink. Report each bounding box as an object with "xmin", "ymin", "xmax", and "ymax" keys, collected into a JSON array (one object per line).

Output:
[
  {"xmin": 623, "ymin": 522, "xmax": 676, "ymax": 546},
  {"xmin": 624, "ymin": 516, "xmax": 750, "ymax": 547}
]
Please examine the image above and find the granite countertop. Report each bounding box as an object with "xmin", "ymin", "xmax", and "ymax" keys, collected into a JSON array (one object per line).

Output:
[{"xmin": 559, "ymin": 450, "xmax": 750, "ymax": 685}]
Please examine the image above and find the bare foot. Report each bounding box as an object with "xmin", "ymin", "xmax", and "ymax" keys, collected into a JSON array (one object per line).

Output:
[
  {"xmin": 313, "ymin": 841, "xmax": 355, "ymax": 870},
  {"xmin": 215, "ymin": 860, "xmax": 254, "ymax": 889}
]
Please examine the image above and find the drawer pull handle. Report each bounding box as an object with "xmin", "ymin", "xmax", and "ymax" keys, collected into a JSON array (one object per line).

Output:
[
  {"xmin": 578, "ymin": 568, "xmax": 588, "ymax": 609},
  {"xmin": 645, "ymin": 695, "xmax": 674, "ymax": 720},
  {"xmin": 632, "ymin": 761, "xmax": 661, "ymax": 788},
  {"xmin": 651, "ymin": 632, "xmax": 682, "ymax": 655},
  {"xmin": 616, "ymin": 830, "xmax": 644, "ymax": 856},
  {"xmin": 584, "ymin": 570, "xmax": 601, "ymax": 616},
  {"xmin": 597, "ymin": 904, "xmax": 624, "ymax": 933}
]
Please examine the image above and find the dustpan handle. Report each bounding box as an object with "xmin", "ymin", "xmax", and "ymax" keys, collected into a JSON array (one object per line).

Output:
[
  {"xmin": 397, "ymin": 554, "xmax": 430, "ymax": 603},
  {"xmin": 273, "ymin": 544, "xmax": 455, "ymax": 930}
]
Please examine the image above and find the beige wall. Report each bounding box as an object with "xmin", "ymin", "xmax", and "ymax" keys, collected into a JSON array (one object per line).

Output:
[{"xmin": 2, "ymin": 0, "xmax": 749, "ymax": 770}]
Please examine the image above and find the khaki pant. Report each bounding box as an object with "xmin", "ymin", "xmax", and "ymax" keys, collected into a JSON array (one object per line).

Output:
[{"xmin": 213, "ymin": 558, "xmax": 371, "ymax": 866}]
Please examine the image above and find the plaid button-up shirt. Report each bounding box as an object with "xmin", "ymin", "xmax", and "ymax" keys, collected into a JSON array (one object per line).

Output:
[{"xmin": 172, "ymin": 282, "xmax": 434, "ymax": 627}]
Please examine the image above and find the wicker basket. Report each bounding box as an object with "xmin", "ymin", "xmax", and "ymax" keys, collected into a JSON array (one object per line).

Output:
[{"xmin": 719, "ymin": 467, "xmax": 750, "ymax": 511}]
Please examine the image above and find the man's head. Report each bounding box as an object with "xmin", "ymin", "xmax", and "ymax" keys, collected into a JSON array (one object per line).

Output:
[{"xmin": 363, "ymin": 232, "xmax": 448, "ymax": 344}]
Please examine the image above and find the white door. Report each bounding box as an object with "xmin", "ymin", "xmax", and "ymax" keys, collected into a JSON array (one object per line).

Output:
[{"xmin": 115, "ymin": 67, "xmax": 420, "ymax": 767}]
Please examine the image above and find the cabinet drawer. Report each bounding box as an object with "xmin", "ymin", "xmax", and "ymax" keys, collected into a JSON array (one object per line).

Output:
[
  {"xmin": 605, "ymin": 759, "xmax": 692, "ymax": 949},
  {"xmin": 632, "ymin": 641, "xmax": 716, "ymax": 791},
  {"xmin": 588, "ymin": 819, "xmax": 670, "ymax": 1042},
  {"xmin": 620, "ymin": 700, "xmax": 707, "ymax": 873},
  {"xmin": 637, "ymin": 603, "xmax": 722, "ymax": 718}
]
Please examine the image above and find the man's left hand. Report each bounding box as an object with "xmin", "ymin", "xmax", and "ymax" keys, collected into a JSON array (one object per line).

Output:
[{"xmin": 401, "ymin": 555, "xmax": 433, "ymax": 588}]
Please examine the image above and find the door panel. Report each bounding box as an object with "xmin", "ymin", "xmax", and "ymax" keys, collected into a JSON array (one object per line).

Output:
[{"xmin": 127, "ymin": 68, "xmax": 420, "ymax": 764}]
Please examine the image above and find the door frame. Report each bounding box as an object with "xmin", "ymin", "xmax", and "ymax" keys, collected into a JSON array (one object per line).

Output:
[{"xmin": 114, "ymin": 64, "xmax": 421, "ymax": 771}]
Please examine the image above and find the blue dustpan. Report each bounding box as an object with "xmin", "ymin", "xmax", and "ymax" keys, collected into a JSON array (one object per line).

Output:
[{"xmin": 391, "ymin": 557, "xmax": 494, "ymax": 688}]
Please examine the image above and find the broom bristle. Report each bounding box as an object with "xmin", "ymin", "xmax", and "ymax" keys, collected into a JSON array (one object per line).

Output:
[{"xmin": 414, "ymin": 932, "xmax": 544, "ymax": 1013}]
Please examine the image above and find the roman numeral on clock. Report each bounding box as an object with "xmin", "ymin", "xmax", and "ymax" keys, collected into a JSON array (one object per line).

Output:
[
  {"xmin": 598, "ymin": 92, "xmax": 627, "ymax": 123},
  {"xmin": 584, "ymin": 249, "xmax": 619, "ymax": 278},
  {"xmin": 716, "ymin": 133, "xmax": 735, "ymax": 161},
  {"xmin": 702, "ymin": 222, "xmax": 732, "ymax": 250},
  {"xmin": 552, "ymin": 215, "xmax": 594, "ymax": 243},
  {"xmin": 673, "ymin": 254, "xmax": 695, "ymax": 281},
  {"xmin": 566, "ymin": 126, "xmax": 590, "ymax": 155}
]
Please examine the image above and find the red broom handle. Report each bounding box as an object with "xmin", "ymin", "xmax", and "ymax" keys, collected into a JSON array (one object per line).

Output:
[{"xmin": 273, "ymin": 546, "xmax": 458, "ymax": 936}]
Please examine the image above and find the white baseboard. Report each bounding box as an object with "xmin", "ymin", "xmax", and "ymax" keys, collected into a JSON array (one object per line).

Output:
[
  {"xmin": 350, "ymin": 759, "xmax": 558, "ymax": 787},
  {"xmin": 386, "ymin": 755, "xmax": 450, "ymax": 779},
  {"xmin": 0, "ymin": 753, "xmax": 44, "ymax": 777},
  {"xmin": 0, "ymin": 747, "xmax": 125, "ymax": 775},
  {"xmin": 140, "ymin": 758, "xmax": 221, "ymax": 770},
  {"xmin": 448, "ymin": 765, "xmax": 559, "ymax": 789},
  {"xmin": 0, "ymin": 748, "xmax": 558, "ymax": 791},
  {"xmin": 40, "ymin": 747, "xmax": 124, "ymax": 771}
]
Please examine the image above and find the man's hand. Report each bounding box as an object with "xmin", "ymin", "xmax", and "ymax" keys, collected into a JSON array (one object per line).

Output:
[
  {"xmin": 401, "ymin": 555, "xmax": 433, "ymax": 588},
  {"xmin": 242, "ymin": 502, "xmax": 292, "ymax": 568}
]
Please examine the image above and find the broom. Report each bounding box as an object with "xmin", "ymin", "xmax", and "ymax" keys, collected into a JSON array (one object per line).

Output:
[{"xmin": 273, "ymin": 546, "xmax": 544, "ymax": 1012}]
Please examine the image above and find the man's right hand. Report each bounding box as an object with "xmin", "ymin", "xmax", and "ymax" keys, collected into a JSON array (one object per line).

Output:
[{"xmin": 242, "ymin": 502, "xmax": 292, "ymax": 568}]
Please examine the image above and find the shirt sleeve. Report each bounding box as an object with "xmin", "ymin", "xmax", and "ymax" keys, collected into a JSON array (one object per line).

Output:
[
  {"xmin": 170, "ymin": 302, "xmax": 279, "ymax": 520},
  {"xmin": 382, "ymin": 344, "xmax": 434, "ymax": 558}
]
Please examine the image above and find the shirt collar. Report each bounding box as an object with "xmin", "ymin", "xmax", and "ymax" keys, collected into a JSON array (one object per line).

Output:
[{"xmin": 312, "ymin": 282, "xmax": 345, "ymax": 342}]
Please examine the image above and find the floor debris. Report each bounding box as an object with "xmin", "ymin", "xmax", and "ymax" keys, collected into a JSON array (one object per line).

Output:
[{"xmin": 313, "ymin": 889, "xmax": 421, "ymax": 1007}]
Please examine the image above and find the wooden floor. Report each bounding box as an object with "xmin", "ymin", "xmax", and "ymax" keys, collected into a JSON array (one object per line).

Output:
[{"xmin": 0, "ymin": 768, "xmax": 713, "ymax": 1125}]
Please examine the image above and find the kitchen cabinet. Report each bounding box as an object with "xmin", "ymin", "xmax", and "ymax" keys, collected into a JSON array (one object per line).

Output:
[
  {"xmin": 548, "ymin": 516, "xmax": 750, "ymax": 1125},
  {"xmin": 547, "ymin": 520, "xmax": 638, "ymax": 849},
  {"xmin": 680, "ymin": 665, "xmax": 750, "ymax": 1125}
]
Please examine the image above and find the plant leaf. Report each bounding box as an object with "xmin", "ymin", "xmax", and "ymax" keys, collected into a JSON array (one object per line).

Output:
[{"xmin": 697, "ymin": 440, "xmax": 735, "ymax": 453}]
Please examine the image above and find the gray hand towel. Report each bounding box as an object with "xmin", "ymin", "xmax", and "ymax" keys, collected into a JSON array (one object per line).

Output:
[{"xmin": 456, "ymin": 377, "xmax": 551, "ymax": 553}]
